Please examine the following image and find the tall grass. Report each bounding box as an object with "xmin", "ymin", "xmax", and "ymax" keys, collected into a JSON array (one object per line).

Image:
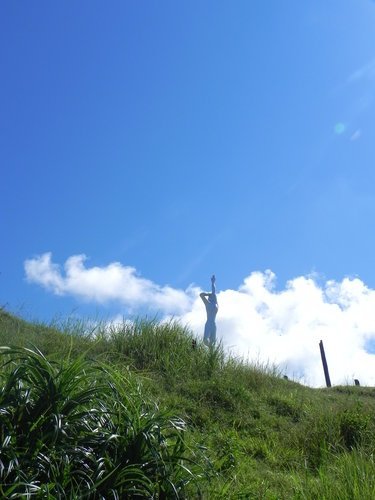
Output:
[
  {"xmin": 3, "ymin": 310, "xmax": 375, "ymax": 498},
  {"xmin": 291, "ymin": 450, "xmax": 375, "ymax": 499},
  {"xmin": 106, "ymin": 319, "xmax": 230, "ymax": 384},
  {"xmin": 0, "ymin": 346, "xmax": 206, "ymax": 498}
]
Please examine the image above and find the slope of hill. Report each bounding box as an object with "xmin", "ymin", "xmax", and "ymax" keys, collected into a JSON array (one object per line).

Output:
[{"xmin": 1, "ymin": 309, "xmax": 375, "ymax": 498}]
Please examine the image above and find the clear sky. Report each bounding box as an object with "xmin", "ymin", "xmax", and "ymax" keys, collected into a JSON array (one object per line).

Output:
[{"xmin": 2, "ymin": 1, "xmax": 375, "ymax": 385}]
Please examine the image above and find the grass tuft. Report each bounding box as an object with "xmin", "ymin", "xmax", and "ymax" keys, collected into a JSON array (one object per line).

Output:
[
  {"xmin": 0, "ymin": 345, "xmax": 206, "ymax": 498},
  {"xmin": 2, "ymin": 309, "xmax": 375, "ymax": 498}
]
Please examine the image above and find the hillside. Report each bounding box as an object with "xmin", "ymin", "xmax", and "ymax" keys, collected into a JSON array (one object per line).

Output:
[{"xmin": 1, "ymin": 309, "xmax": 375, "ymax": 498}]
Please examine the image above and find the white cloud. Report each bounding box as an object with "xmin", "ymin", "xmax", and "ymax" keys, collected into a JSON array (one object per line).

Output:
[
  {"xmin": 25, "ymin": 253, "xmax": 375, "ymax": 387},
  {"xmin": 24, "ymin": 252, "xmax": 196, "ymax": 315},
  {"xmin": 202, "ymin": 273, "xmax": 375, "ymax": 388}
]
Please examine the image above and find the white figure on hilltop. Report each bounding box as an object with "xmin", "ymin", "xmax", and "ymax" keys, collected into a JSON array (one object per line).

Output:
[{"xmin": 200, "ymin": 274, "xmax": 218, "ymax": 345}]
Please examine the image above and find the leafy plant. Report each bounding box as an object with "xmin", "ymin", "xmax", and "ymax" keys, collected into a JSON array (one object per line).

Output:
[{"xmin": 0, "ymin": 346, "xmax": 205, "ymax": 498}]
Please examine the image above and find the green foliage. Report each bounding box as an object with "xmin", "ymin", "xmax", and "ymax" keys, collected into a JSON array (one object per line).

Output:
[
  {"xmin": 291, "ymin": 450, "xmax": 375, "ymax": 499},
  {"xmin": 107, "ymin": 319, "xmax": 227, "ymax": 385},
  {"xmin": 267, "ymin": 395, "xmax": 303, "ymax": 422},
  {"xmin": 3, "ymin": 309, "xmax": 375, "ymax": 498},
  {"xmin": 339, "ymin": 405, "xmax": 371, "ymax": 450},
  {"xmin": 297, "ymin": 412, "xmax": 340, "ymax": 471},
  {"xmin": 0, "ymin": 346, "xmax": 205, "ymax": 498}
]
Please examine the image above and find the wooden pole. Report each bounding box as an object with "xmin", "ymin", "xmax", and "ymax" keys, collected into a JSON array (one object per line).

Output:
[{"xmin": 319, "ymin": 340, "xmax": 331, "ymax": 388}]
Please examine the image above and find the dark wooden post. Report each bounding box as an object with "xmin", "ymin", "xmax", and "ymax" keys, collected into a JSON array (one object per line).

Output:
[{"xmin": 319, "ymin": 340, "xmax": 331, "ymax": 388}]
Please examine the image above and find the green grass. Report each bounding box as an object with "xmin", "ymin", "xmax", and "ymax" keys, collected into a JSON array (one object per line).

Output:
[{"xmin": 1, "ymin": 308, "xmax": 375, "ymax": 498}]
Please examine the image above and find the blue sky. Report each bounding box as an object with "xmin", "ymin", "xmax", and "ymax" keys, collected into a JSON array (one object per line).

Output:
[{"xmin": 2, "ymin": 1, "xmax": 375, "ymax": 384}]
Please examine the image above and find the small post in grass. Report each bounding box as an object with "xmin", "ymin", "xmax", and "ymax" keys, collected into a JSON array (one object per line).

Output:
[{"xmin": 319, "ymin": 340, "xmax": 331, "ymax": 388}]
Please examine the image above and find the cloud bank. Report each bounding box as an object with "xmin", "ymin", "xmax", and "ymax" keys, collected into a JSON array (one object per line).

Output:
[
  {"xmin": 25, "ymin": 253, "xmax": 375, "ymax": 387},
  {"xmin": 24, "ymin": 253, "xmax": 196, "ymax": 315}
]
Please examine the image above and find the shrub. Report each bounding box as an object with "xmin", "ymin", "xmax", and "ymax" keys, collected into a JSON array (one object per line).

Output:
[{"xmin": 0, "ymin": 346, "xmax": 205, "ymax": 498}]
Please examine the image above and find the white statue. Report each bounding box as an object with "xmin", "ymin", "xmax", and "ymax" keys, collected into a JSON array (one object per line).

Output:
[{"xmin": 200, "ymin": 274, "xmax": 218, "ymax": 345}]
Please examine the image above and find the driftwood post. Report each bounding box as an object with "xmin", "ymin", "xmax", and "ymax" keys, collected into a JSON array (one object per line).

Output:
[{"xmin": 319, "ymin": 340, "xmax": 331, "ymax": 388}]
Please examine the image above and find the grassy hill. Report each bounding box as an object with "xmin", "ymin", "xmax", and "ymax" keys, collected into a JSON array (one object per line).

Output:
[{"xmin": 1, "ymin": 308, "xmax": 375, "ymax": 498}]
